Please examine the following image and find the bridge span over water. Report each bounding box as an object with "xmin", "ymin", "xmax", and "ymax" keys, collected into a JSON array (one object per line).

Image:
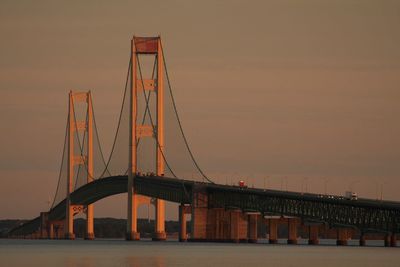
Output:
[
  {"xmin": 10, "ymin": 175, "xmax": 400, "ymax": 246},
  {"xmin": 8, "ymin": 36, "xmax": 400, "ymax": 247}
]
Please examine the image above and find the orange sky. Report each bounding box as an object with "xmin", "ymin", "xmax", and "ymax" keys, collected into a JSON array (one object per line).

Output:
[{"xmin": 0, "ymin": 0, "xmax": 399, "ymax": 220}]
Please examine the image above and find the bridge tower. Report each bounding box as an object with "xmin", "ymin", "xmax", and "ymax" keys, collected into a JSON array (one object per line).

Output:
[
  {"xmin": 127, "ymin": 36, "xmax": 166, "ymax": 241},
  {"xmin": 65, "ymin": 91, "xmax": 94, "ymax": 240}
]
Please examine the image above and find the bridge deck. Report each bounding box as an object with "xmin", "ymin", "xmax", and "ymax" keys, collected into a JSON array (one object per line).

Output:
[{"xmin": 8, "ymin": 175, "xmax": 400, "ymax": 236}]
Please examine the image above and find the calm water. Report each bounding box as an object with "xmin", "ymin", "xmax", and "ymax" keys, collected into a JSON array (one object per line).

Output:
[{"xmin": 0, "ymin": 239, "xmax": 399, "ymax": 267}]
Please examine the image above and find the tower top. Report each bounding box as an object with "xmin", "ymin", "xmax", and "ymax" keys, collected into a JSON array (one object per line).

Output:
[{"xmin": 132, "ymin": 36, "xmax": 161, "ymax": 54}]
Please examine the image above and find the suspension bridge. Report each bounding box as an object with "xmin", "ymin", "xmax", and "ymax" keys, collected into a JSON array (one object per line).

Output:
[{"xmin": 8, "ymin": 36, "xmax": 400, "ymax": 247}]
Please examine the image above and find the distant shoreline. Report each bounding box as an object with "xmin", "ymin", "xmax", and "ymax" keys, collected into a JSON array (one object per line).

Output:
[{"xmin": 0, "ymin": 218, "xmax": 182, "ymax": 238}]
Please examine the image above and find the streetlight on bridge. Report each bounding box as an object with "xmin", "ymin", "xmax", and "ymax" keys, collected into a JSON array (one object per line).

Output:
[
  {"xmin": 284, "ymin": 176, "xmax": 288, "ymax": 191},
  {"xmin": 301, "ymin": 177, "xmax": 309, "ymax": 194},
  {"xmin": 323, "ymin": 177, "xmax": 329, "ymax": 195}
]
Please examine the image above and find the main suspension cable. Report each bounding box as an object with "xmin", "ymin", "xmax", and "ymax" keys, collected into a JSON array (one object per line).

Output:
[
  {"xmin": 90, "ymin": 93, "xmax": 112, "ymax": 177},
  {"xmin": 135, "ymin": 47, "xmax": 191, "ymax": 201},
  {"xmin": 160, "ymin": 41, "xmax": 214, "ymax": 184},
  {"xmin": 99, "ymin": 58, "xmax": 131, "ymax": 178},
  {"xmin": 136, "ymin": 53, "xmax": 177, "ymax": 178},
  {"xmin": 50, "ymin": 115, "xmax": 69, "ymax": 209}
]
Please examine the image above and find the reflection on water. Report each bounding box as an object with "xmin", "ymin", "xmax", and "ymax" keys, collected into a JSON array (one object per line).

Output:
[
  {"xmin": 0, "ymin": 239, "xmax": 399, "ymax": 267},
  {"xmin": 64, "ymin": 255, "xmax": 166, "ymax": 267},
  {"xmin": 66, "ymin": 257, "xmax": 96, "ymax": 267},
  {"xmin": 124, "ymin": 256, "xmax": 166, "ymax": 267}
]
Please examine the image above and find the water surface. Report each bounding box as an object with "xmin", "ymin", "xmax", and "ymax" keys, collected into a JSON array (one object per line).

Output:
[{"xmin": 0, "ymin": 239, "xmax": 399, "ymax": 267}]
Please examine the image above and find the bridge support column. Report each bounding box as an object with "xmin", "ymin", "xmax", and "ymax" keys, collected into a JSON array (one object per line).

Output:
[
  {"xmin": 153, "ymin": 199, "xmax": 167, "ymax": 241},
  {"xmin": 336, "ymin": 228, "xmax": 348, "ymax": 246},
  {"xmin": 85, "ymin": 204, "xmax": 95, "ymax": 240},
  {"xmin": 268, "ymin": 218, "xmax": 278, "ymax": 244},
  {"xmin": 49, "ymin": 223, "xmax": 54, "ymax": 239},
  {"xmin": 232, "ymin": 210, "xmax": 248, "ymax": 242},
  {"xmin": 190, "ymin": 189, "xmax": 208, "ymax": 241},
  {"xmin": 230, "ymin": 210, "xmax": 240, "ymax": 243},
  {"xmin": 384, "ymin": 234, "xmax": 390, "ymax": 247},
  {"xmin": 390, "ymin": 234, "xmax": 397, "ymax": 247},
  {"xmin": 54, "ymin": 224, "xmax": 61, "ymax": 239},
  {"xmin": 287, "ymin": 218, "xmax": 298, "ymax": 244},
  {"xmin": 215, "ymin": 209, "xmax": 227, "ymax": 240},
  {"xmin": 191, "ymin": 207, "xmax": 207, "ymax": 241},
  {"xmin": 384, "ymin": 234, "xmax": 397, "ymax": 247},
  {"xmin": 40, "ymin": 212, "xmax": 48, "ymax": 239},
  {"xmin": 126, "ymin": 193, "xmax": 140, "ymax": 240},
  {"xmin": 308, "ymin": 225, "xmax": 319, "ymax": 245},
  {"xmin": 65, "ymin": 204, "xmax": 75, "ymax": 240},
  {"xmin": 206, "ymin": 208, "xmax": 224, "ymax": 240},
  {"xmin": 85, "ymin": 95, "xmax": 95, "ymax": 240},
  {"xmin": 152, "ymin": 37, "xmax": 167, "ymax": 242},
  {"xmin": 65, "ymin": 91, "xmax": 94, "ymax": 240},
  {"xmin": 179, "ymin": 204, "xmax": 188, "ymax": 242},
  {"xmin": 65, "ymin": 92, "xmax": 75, "ymax": 240},
  {"xmin": 383, "ymin": 233, "xmax": 398, "ymax": 247},
  {"xmin": 359, "ymin": 233, "xmax": 366, "ymax": 246},
  {"xmin": 247, "ymin": 214, "xmax": 258, "ymax": 243}
]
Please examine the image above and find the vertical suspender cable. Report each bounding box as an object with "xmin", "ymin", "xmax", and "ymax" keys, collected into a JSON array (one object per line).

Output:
[{"xmin": 160, "ymin": 41, "xmax": 214, "ymax": 184}]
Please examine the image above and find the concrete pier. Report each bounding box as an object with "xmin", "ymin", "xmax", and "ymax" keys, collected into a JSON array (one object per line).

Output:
[
  {"xmin": 190, "ymin": 187, "xmax": 252, "ymax": 243},
  {"xmin": 85, "ymin": 204, "xmax": 95, "ymax": 240},
  {"xmin": 85, "ymin": 232, "xmax": 95, "ymax": 240},
  {"xmin": 40, "ymin": 212, "xmax": 48, "ymax": 239},
  {"xmin": 268, "ymin": 218, "xmax": 278, "ymax": 244},
  {"xmin": 287, "ymin": 218, "xmax": 298, "ymax": 244},
  {"xmin": 206, "ymin": 208, "xmax": 227, "ymax": 240},
  {"xmin": 126, "ymin": 193, "xmax": 140, "ymax": 241},
  {"xmin": 247, "ymin": 214, "xmax": 258, "ymax": 243},
  {"xmin": 179, "ymin": 204, "xmax": 188, "ymax": 242},
  {"xmin": 230, "ymin": 210, "xmax": 241, "ymax": 243},
  {"xmin": 336, "ymin": 228, "xmax": 349, "ymax": 246},
  {"xmin": 390, "ymin": 234, "xmax": 397, "ymax": 247},
  {"xmin": 153, "ymin": 199, "xmax": 166, "ymax": 241},
  {"xmin": 126, "ymin": 231, "xmax": 140, "ymax": 241},
  {"xmin": 152, "ymin": 231, "xmax": 167, "ymax": 241},
  {"xmin": 359, "ymin": 233, "xmax": 366, "ymax": 246},
  {"xmin": 308, "ymin": 225, "xmax": 319, "ymax": 245},
  {"xmin": 191, "ymin": 190, "xmax": 208, "ymax": 240},
  {"xmin": 384, "ymin": 234, "xmax": 391, "ymax": 247},
  {"xmin": 64, "ymin": 204, "xmax": 75, "ymax": 240},
  {"xmin": 49, "ymin": 223, "xmax": 54, "ymax": 239}
]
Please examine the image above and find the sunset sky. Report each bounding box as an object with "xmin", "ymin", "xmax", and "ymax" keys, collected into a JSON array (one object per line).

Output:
[{"xmin": 0, "ymin": 0, "xmax": 399, "ymax": 220}]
